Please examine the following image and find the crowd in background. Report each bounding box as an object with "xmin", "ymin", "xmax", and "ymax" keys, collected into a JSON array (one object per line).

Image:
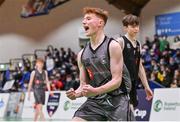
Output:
[
  {"xmin": 0, "ymin": 46, "xmax": 79, "ymax": 92},
  {"xmin": 0, "ymin": 34, "xmax": 179, "ymax": 92},
  {"xmin": 141, "ymin": 34, "xmax": 180, "ymax": 88}
]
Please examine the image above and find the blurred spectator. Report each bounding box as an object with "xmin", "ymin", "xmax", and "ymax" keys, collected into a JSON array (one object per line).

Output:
[
  {"xmin": 13, "ymin": 67, "xmax": 23, "ymax": 91},
  {"xmin": 174, "ymin": 70, "xmax": 180, "ymax": 86},
  {"xmin": 54, "ymin": 57, "xmax": 61, "ymax": 68},
  {"xmin": 159, "ymin": 35, "xmax": 169, "ymax": 52},
  {"xmin": 144, "ymin": 36, "xmax": 152, "ymax": 49},
  {"xmin": 19, "ymin": 68, "xmax": 31, "ymax": 91},
  {"xmin": 174, "ymin": 35, "xmax": 180, "ymax": 42},
  {"xmin": 174, "ymin": 50, "xmax": 180, "ymax": 65},
  {"xmin": 150, "ymin": 59, "xmax": 159, "ymax": 72},
  {"xmin": 150, "ymin": 71, "xmax": 157, "ymax": 81},
  {"xmin": 64, "ymin": 74, "xmax": 79, "ymax": 91},
  {"xmin": 152, "ymin": 34, "xmax": 160, "ymax": 50},
  {"xmin": 5, "ymin": 68, "xmax": 11, "ymax": 81},
  {"xmin": 54, "ymin": 48, "xmax": 60, "ymax": 57},
  {"xmin": 169, "ymin": 57, "xmax": 178, "ymax": 72},
  {"xmin": 45, "ymin": 55, "xmax": 55, "ymax": 75},
  {"xmin": 23, "ymin": 58, "xmax": 31, "ymax": 71},
  {"xmin": 170, "ymin": 81, "xmax": 178, "ymax": 88}
]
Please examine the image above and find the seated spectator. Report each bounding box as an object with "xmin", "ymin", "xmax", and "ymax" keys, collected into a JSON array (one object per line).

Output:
[
  {"xmin": 150, "ymin": 59, "xmax": 159, "ymax": 72},
  {"xmin": 144, "ymin": 36, "xmax": 152, "ymax": 49},
  {"xmin": 64, "ymin": 74, "xmax": 79, "ymax": 91},
  {"xmin": 152, "ymin": 34, "xmax": 160, "ymax": 50},
  {"xmin": 174, "ymin": 50, "xmax": 180, "ymax": 65},
  {"xmin": 150, "ymin": 72, "xmax": 157, "ymax": 81},
  {"xmin": 159, "ymin": 35, "xmax": 169, "ymax": 52},
  {"xmin": 45, "ymin": 55, "xmax": 55, "ymax": 75},
  {"xmin": 174, "ymin": 35, "xmax": 180, "ymax": 42},
  {"xmin": 169, "ymin": 57, "xmax": 178, "ymax": 72},
  {"xmin": 174, "ymin": 69, "xmax": 180, "ymax": 86},
  {"xmin": 170, "ymin": 81, "xmax": 178, "ymax": 88}
]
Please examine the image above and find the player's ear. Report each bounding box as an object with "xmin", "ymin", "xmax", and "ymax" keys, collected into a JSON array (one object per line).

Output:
[{"xmin": 99, "ymin": 19, "xmax": 104, "ymax": 27}]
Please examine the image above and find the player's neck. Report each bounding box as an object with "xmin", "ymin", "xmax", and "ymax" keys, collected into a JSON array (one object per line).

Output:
[
  {"xmin": 125, "ymin": 33, "xmax": 136, "ymax": 42},
  {"xmin": 90, "ymin": 30, "xmax": 105, "ymax": 47},
  {"xmin": 37, "ymin": 68, "xmax": 43, "ymax": 73}
]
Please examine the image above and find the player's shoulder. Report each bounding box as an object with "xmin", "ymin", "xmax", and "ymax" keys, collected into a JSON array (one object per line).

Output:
[
  {"xmin": 113, "ymin": 36, "xmax": 125, "ymax": 49},
  {"xmin": 78, "ymin": 49, "xmax": 84, "ymax": 57},
  {"xmin": 31, "ymin": 70, "xmax": 35, "ymax": 73},
  {"xmin": 31, "ymin": 70, "xmax": 36, "ymax": 76},
  {"xmin": 109, "ymin": 39, "xmax": 122, "ymax": 50},
  {"xmin": 115, "ymin": 36, "xmax": 124, "ymax": 43}
]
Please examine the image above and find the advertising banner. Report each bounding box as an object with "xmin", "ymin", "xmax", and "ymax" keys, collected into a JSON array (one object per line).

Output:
[
  {"xmin": 22, "ymin": 91, "xmax": 86, "ymax": 120},
  {"xmin": 135, "ymin": 89, "xmax": 152, "ymax": 121},
  {"xmin": 57, "ymin": 91, "xmax": 86, "ymax": 120},
  {"xmin": 150, "ymin": 88, "xmax": 180, "ymax": 121},
  {"xmin": 4, "ymin": 92, "xmax": 25, "ymax": 118},
  {"xmin": 22, "ymin": 91, "xmax": 61, "ymax": 119},
  {"xmin": 155, "ymin": 12, "xmax": 180, "ymax": 36},
  {"xmin": 0, "ymin": 93, "xmax": 10, "ymax": 118}
]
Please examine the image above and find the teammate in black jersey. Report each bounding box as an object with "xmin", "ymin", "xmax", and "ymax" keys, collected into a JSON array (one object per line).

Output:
[
  {"xmin": 27, "ymin": 58, "xmax": 53, "ymax": 121},
  {"xmin": 116, "ymin": 14, "xmax": 153, "ymax": 116}
]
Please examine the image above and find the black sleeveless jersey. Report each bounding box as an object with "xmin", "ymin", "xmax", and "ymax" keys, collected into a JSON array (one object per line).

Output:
[
  {"xmin": 81, "ymin": 36, "xmax": 131, "ymax": 100},
  {"xmin": 33, "ymin": 70, "xmax": 46, "ymax": 89},
  {"xmin": 122, "ymin": 36, "xmax": 141, "ymax": 83}
]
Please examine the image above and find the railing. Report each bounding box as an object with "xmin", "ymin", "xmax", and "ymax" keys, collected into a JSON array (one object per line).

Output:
[
  {"xmin": 34, "ymin": 49, "xmax": 47, "ymax": 60},
  {"xmin": 9, "ymin": 58, "xmax": 23, "ymax": 71},
  {"xmin": 22, "ymin": 53, "xmax": 36, "ymax": 69},
  {"xmin": 0, "ymin": 63, "xmax": 10, "ymax": 72}
]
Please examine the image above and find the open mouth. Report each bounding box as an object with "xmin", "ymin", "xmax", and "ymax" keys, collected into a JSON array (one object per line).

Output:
[{"xmin": 84, "ymin": 26, "xmax": 89, "ymax": 31}]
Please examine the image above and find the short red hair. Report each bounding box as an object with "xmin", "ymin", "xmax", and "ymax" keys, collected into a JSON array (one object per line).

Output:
[
  {"xmin": 83, "ymin": 7, "xmax": 109, "ymax": 25},
  {"xmin": 36, "ymin": 58, "xmax": 44, "ymax": 64}
]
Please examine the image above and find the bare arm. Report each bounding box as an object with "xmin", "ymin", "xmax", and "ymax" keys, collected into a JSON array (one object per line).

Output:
[
  {"xmin": 45, "ymin": 71, "xmax": 51, "ymax": 92},
  {"xmin": 74, "ymin": 49, "xmax": 88, "ymax": 98},
  {"xmin": 115, "ymin": 37, "xmax": 124, "ymax": 50},
  {"xmin": 138, "ymin": 42, "xmax": 150, "ymax": 89},
  {"xmin": 27, "ymin": 71, "xmax": 35, "ymax": 93},
  {"xmin": 66, "ymin": 49, "xmax": 88, "ymax": 99},
  {"xmin": 95, "ymin": 40, "xmax": 123, "ymax": 95},
  {"xmin": 139, "ymin": 59, "xmax": 153, "ymax": 100},
  {"xmin": 138, "ymin": 59, "xmax": 150, "ymax": 89},
  {"xmin": 27, "ymin": 71, "xmax": 35, "ymax": 99}
]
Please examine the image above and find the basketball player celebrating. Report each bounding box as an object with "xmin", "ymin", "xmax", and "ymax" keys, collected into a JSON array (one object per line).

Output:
[
  {"xmin": 27, "ymin": 58, "xmax": 53, "ymax": 121},
  {"xmin": 66, "ymin": 7, "xmax": 133, "ymax": 121},
  {"xmin": 116, "ymin": 14, "xmax": 153, "ymax": 115}
]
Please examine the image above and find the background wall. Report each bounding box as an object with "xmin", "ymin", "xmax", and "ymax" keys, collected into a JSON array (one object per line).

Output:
[
  {"xmin": 0, "ymin": 0, "xmax": 125, "ymax": 63},
  {"xmin": 140, "ymin": 0, "xmax": 180, "ymax": 42}
]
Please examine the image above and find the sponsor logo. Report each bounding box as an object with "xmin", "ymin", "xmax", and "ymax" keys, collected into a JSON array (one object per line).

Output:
[
  {"xmin": 164, "ymin": 102, "xmax": 180, "ymax": 111},
  {"xmin": 134, "ymin": 109, "xmax": 147, "ymax": 119},
  {"xmin": 127, "ymin": 43, "xmax": 131, "ymax": 48},
  {"xmin": 47, "ymin": 93, "xmax": 60, "ymax": 117},
  {"xmin": 153, "ymin": 99, "xmax": 180, "ymax": 112},
  {"xmin": 153, "ymin": 100, "xmax": 163, "ymax": 112},
  {"xmin": 63, "ymin": 100, "xmax": 82, "ymax": 111},
  {"xmin": 64, "ymin": 100, "xmax": 71, "ymax": 111}
]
